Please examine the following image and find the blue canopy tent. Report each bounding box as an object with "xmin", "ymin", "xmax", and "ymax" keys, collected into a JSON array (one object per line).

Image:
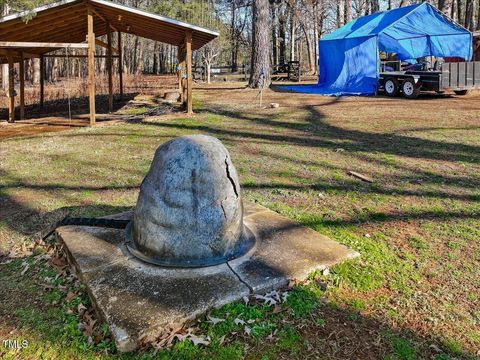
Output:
[{"xmin": 281, "ymin": 3, "xmax": 472, "ymax": 96}]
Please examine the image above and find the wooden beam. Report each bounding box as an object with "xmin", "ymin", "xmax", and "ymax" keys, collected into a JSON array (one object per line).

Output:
[
  {"xmin": 7, "ymin": 54, "xmax": 15, "ymax": 123},
  {"xmin": 42, "ymin": 54, "xmax": 119, "ymax": 58},
  {"xmin": 87, "ymin": 6, "xmax": 96, "ymax": 125},
  {"xmin": 184, "ymin": 31, "xmax": 193, "ymax": 115},
  {"xmin": 40, "ymin": 55, "xmax": 45, "ymax": 108},
  {"xmin": 91, "ymin": 7, "xmax": 119, "ymax": 32},
  {"xmin": 178, "ymin": 45, "xmax": 185, "ymax": 103},
  {"xmin": 0, "ymin": 41, "xmax": 89, "ymax": 48},
  {"xmin": 95, "ymin": 39, "xmax": 119, "ymax": 54},
  {"xmin": 19, "ymin": 53, "xmax": 25, "ymax": 120},
  {"xmin": 106, "ymin": 22, "xmax": 113, "ymax": 113},
  {"xmin": 118, "ymin": 31, "xmax": 123, "ymax": 99},
  {"xmin": 0, "ymin": 49, "xmax": 39, "ymax": 59}
]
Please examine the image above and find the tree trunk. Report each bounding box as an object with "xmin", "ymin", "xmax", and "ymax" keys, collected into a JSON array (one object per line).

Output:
[
  {"xmin": 399, "ymin": 0, "xmax": 409, "ymax": 7},
  {"xmin": 337, "ymin": 0, "xmax": 344, "ymax": 28},
  {"xmin": 457, "ymin": 0, "xmax": 463, "ymax": 25},
  {"xmin": 476, "ymin": 1, "xmax": 480, "ymax": 30},
  {"xmin": 438, "ymin": 0, "xmax": 453, "ymax": 15},
  {"xmin": 1, "ymin": 4, "xmax": 9, "ymax": 91},
  {"xmin": 207, "ymin": 62, "xmax": 211, "ymax": 84},
  {"xmin": 464, "ymin": 0, "xmax": 474, "ymax": 30},
  {"xmin": 345, "ymin": 0, "xmax": 352, "ymax": 23},
  {"xmin": 33, "ymin": 58, "xmax": 41, "ymax": 85},
  {"xmin": 279, "ymin": 0, "xmax": 286, "ymax": 64},
  {"xmin": 249, "ymin": 0, "xmax": 271, "ymax": 88},
  {"xmin": 231, "ymin": 0, "xmax": 238, "ymax": 72},
  {"xmin": 271, "ymin": 0, "xmax": 278, "ymax": 65},
  {"xmin": 290, "ymin": 7, "xmax": 296, "ymax": 61},
  {"xmin": 302, "ymin": 23, "xmax": 315, "ymax": 74}
]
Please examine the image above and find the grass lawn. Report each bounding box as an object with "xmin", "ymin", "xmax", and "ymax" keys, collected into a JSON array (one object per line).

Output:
[{"xmin": 1, "ymin": 84, "xmax": 479, "ymax": 359}]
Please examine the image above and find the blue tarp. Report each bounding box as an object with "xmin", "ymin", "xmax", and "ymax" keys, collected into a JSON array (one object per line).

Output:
[{"xmin": 281, "ymin": 3, "xmax": 473, "ymax": 96}]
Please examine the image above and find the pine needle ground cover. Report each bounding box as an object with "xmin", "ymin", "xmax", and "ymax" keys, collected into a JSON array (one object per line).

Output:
[{"xmin": 1, "ymin": 84, "xmax": 479, "ymax": 359}]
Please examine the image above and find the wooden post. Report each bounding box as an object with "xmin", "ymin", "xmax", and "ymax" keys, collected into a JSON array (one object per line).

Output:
[
  {"xmin": 106, "ymin": 22, "xmax": 113, "ymax": 112},
  {"xmin": 19, "ymin": 52, "xmax": 25, "ymax": 120},
  {"xmin": 178, "ymin": 45, "xmax": 185, "ymax": 103},
  {"xmin": 87, "ymin": 6, "xmax": 96, "ymax": 125},
  {"xmin": 184, "ymin": 31, "xmax": 193, "ymax": 114},
  {"xmin": 40, "ymin": 55, "xmax": 45, "ymax": 108},
  {"xmin": 118, "ymin": 31, "xmax": 123, "ymax": 99},
  {"xmin": 7, "ymin": 54, "xmax": 14, "ymax": 123}
]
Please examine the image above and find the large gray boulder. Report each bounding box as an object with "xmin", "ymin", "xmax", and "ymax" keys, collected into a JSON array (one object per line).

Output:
[{"xmin": 129, "ymin": 135, "xmax": 254, "ymax": 267}]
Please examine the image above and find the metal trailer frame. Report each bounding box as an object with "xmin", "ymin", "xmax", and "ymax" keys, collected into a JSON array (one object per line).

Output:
[{"xmin": 379, "ymin": 61, "xmax": 480, "ymax": 98}]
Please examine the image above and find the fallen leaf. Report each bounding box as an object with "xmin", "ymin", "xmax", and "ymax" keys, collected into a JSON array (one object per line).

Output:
[
  {"xmin": 83, "ymin": 318, "xmax": 97, "ymax": 337},
  {"xmin": 234, "ymin": 318, "xmax": 246, "ymax": 326},
  {"xmin": 244, "ymin": 326, "xmax": 251, "ymax": 336},
  {"xmin": 77, "ymin": 303, "xmax": 87, "ymax": 314},
  {"xmin": 20, "ymin": 263, "xmax": 30, "ymax": 276},
  {"xmin": 188, "ymin": 334, "xmax": 210, "ymax": 346},
  {"xmin": 206, "ymin": 315, "xmax": 225, "ymax": 325},
  {"xmin": 49, "ymin": 256, "xmax": 68, "ymax": 271}
]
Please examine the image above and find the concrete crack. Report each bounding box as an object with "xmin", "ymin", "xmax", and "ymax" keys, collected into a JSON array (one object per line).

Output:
[{"xmin": 226, "ymin": 261, "xmax": 253, "ymax": 293}]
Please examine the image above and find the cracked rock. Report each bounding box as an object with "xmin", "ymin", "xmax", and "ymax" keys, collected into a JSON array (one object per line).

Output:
[{"xmin": 131, "ymin": 135, "xmax": 255, "ymax": 267}]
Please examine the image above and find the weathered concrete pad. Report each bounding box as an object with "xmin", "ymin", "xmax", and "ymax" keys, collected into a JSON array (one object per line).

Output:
[
  {"xmin": 231, "ymin": 204, "xmax": 360, "ymax": 293},
  {"xmin": 56, "ymin": 203, "xmax": 358, "ymax": 352}
]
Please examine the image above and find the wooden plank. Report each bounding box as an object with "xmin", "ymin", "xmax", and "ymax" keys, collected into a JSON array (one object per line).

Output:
[
  {"xmin": 19, "ymin": 53, "xmax": 25, "ymax": 120},
  {"xmin": 95, "ymin": 39, "xmax": 119, "ymax": 54},
  {"xmin": 185, "ymin": 31, "xmax": 193, "ymax": 114},
  {"xmin": 347, "ymin": 171, "xmax": 374, "ymax": 183},
  {"xmin": 87, "ymin": 6, "xmax": 96, "ymax": 125},
  {"xmin": 106, "ymin": 23, "xmax": 113, "ymax": 112},
  {"xmin": 40, "ymin": 55, "xmax": 45, "ymax": 108},
  {"xmin": 0, "ymin": 49, "xmax": 40, "ymax": 59},
  {"xmin": 7, "ymin": 54, "xmax": 15, "ymax": 123},
  {"xmin": 118, "ymin": 32, "xmax": 123, "ymax": 99},
  {"xmin": 0, "ymin": 41, "xmax": 89, "ymax": 48}
]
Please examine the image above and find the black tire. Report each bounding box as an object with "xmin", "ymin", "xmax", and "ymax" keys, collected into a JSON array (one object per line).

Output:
[
  {"xmin": 402, "ymin": 79, "xmax": 420, "ymax": 99},
  {"xmin": 454, "ymin": 89, "xmax": 468, "ymax": 96},
  {"xmin": 384, "ymin": 77, "xmax": 400, "ymax": 97}
]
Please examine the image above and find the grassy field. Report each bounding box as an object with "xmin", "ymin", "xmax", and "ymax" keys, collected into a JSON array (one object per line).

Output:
[{"xmin": 1, "ymin": 83, "xmax": 479, "ymax": 359}]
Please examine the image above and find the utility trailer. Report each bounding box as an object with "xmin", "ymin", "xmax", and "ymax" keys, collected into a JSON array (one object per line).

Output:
[{"xmin": 379, "ymin": 61, "xmax": 480, "ymax": 98}]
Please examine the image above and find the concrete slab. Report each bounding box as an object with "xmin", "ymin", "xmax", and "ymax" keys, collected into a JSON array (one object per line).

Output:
[
  {"xmin": 56, "ymin": 202, "xmax": 358, "ymax": 352},
  {"xmin": 231, "ymin": 204, "xmax": 360, "ymax": 293}
]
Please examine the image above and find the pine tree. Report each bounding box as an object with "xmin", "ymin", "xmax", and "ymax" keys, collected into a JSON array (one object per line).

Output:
[{"xmin": 249, "ymin": 0, "xmax": 271, "ymax": 88}]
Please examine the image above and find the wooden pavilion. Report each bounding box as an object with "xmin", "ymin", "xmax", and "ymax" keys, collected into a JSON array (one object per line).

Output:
[{"xmin": 0, "ymin": 0, "xmax": 219, "ymax": 124}]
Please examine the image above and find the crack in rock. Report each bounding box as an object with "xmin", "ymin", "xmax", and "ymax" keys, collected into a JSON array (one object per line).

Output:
[{"xmin": 225, "ymin": 157, "xmax": 239, "ymax": 198}]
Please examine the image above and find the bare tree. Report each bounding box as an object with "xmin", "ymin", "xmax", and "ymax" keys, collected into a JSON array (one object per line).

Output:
[
  {"xmin": 249, "ymin": 0, "xmax": 271, "ymax": 87},
  {"xmin": 200, "ymin": 40, "xmax": 221, "ymax": 84}
]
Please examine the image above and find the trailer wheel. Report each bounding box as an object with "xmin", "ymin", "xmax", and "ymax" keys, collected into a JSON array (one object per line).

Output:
[
  {"xmin": 402, "ymin": 79, "xmax": 420, "ymax": 99},
  {"xmin": 454, "ymin": 90, "xmax": 468, "ymax": 96},
  {"xmin": 384, "ymin": 78, "xmax": 400, "ymax": 97}
]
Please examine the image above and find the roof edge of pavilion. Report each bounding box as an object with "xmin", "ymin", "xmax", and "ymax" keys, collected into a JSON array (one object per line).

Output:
[{"xmin": 0, "ymin": 0, "xmax": 219, "ymax": 38}]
